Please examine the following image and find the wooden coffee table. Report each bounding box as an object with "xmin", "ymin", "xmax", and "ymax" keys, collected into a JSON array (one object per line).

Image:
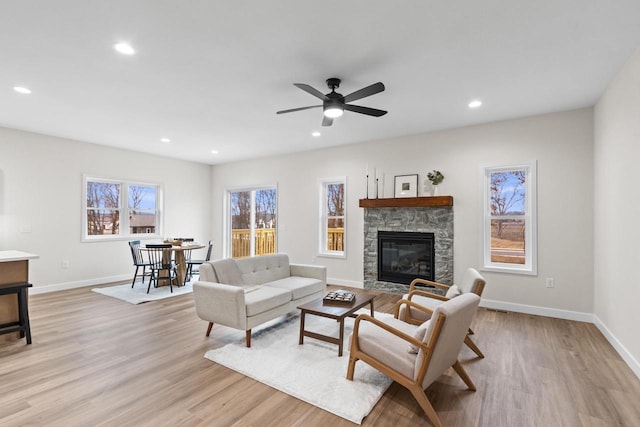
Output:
[{"xmin": 297, "ymin": 289, "xmax": 375, "ymax": 356}]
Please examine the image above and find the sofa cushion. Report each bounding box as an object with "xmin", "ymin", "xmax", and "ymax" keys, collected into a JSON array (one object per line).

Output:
[
  {"xmin": 244, "ymin": 286, "xmax": 291, "ymax": 317},
  {"xmin": 236, "ymin": 253, "xmax": 291, "ymax": 285},
  {"xmin": 211, "ymin": 258, "xmax": 244, "ymax": 285},
  {"xmin": 261, "ymin": 276, "xmax": 325, "ymax": 300}
]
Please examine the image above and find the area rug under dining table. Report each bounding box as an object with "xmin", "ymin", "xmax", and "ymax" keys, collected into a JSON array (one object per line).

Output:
[
  {"xmin": 91, "ymin": 280, "xmax": 194, "ymax": 304},
  {"xmin": 204, "ymin": 311, "xmax": 393, "ymax": 425}
]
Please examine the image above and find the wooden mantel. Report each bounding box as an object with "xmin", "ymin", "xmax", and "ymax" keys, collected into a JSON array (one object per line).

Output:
[{"xmin": 359, "ymin": 196, "xmax": 453, "ymax": 208}]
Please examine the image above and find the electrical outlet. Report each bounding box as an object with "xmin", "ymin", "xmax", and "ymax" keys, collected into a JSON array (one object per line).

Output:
[
  {"xmin": 546, "ymin": 278, "xmax": 555, "ymax": 288},
  {"xmin": 61, "ymin": 260, "xmax": 70, "ymax": 269}
]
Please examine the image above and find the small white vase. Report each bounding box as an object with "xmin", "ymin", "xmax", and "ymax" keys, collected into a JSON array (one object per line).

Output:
[{"xmin": 432, "ymin": 185, "xmax": 439, "ymax": 196}]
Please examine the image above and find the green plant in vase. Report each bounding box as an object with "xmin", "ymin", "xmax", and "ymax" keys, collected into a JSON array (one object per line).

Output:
[{"xmin": 427, "ymin": 170, "xmax": 444, "ymax": 196}]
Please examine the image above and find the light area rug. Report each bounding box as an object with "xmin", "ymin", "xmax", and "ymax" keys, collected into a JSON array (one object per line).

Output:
[
  {"xmin": 92, "ymin": 281, "xmax": 193, "ymax": 304},
  {"xmin": 204, "ymin": 311, "xmax": 394, "ymax": 425}
]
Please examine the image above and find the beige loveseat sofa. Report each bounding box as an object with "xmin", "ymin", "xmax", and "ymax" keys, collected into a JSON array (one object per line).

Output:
[{"xmin": 193, "ymin": 253, "xmax": 326, "ymax": 347}]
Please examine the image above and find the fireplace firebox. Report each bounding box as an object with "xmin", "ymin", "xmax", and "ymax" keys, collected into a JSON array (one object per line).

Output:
[{"xmin": 377, "ymin": 231, "xmax": 435, "ymax": 285}]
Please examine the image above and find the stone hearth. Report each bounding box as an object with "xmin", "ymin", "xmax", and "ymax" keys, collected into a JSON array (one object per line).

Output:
[{"xmin": 363, "ymin": 205, "xmax": 453, "ymax": 293}]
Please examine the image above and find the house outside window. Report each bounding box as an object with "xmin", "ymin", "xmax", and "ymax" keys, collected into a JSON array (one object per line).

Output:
[
  {"xmin": 228, "ymin": 186, "xmax": 277, "ymax": 258},
  {"xmin": 319, "ymin": 178, "xmax": 346, "ymax": 257},
  {"xmin": 83, "ymin": 175, "xmax": 161, "ymax": 241},
  {"xmin": 483, "ymin": 162, "xmax": 537, "ymax": 274}
]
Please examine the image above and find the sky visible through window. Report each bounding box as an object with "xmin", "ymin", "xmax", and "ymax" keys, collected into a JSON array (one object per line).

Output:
[
  {"xmin": 128, "ymin": 185, "xmax": 156, "ymax": 211},
  {"xmin": 491, "ymin": 170, "xmax": 525, "ymax": 215}
]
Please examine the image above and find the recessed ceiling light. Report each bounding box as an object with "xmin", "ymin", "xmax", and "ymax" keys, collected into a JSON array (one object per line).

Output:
[
  {"xmin": 13, "ymin": 86, "xmax": 32, "ymax": 94},
  {"xmin": 311, "ymin": 131, "xmax": 321, "ymax": 137},
  {"xmin": 211, "ymin": 150, "xmax": 219, "ymax": 154},
  {"xmin": 114, "ymin": 42, "xmax": 135, "ymax": 55},
  {"xmin": 468, "ymin": 99, "xmax": 483, "ymax": 109},
  {"xmin": 160, "ymin": 138, "xmax": 171, "ymax": 143}
]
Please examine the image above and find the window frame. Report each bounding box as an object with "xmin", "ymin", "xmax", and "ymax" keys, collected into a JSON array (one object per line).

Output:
[
  {"xmin": 224, "ymin": 184, "xmax": 278, "ymax": 258},
  {"xmin": 482, "ymin": 162, "xmax": 537, "ymax": 275},
  {"xmin": 318, "ymin": 177, "xmax": 347, "ymax": 259},
  {"xmin": 82, "ymin": 174, "xmax": 163, "ymax": 242}
]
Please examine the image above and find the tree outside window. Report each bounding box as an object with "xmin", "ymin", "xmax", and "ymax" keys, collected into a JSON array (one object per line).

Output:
[
  {"xmin": 483, "ymin": 163, "xmax": 536, "ymax": 274},
  {"xmin": 229, "ymin": 187, "xmax": 277, "ymax": 258},
  {"xmin": 86, "ymin": 181, "xmax": 121, "ymax": 236},
  {"xmin": 83, "ymin": 176, "xmax": 161, "ymax": 241},
  {"xmin": 319, "ymin": 178, "xmax": 346, "ymax": 257}
]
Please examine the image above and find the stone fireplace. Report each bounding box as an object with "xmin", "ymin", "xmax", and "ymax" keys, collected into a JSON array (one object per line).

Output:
[{"xmin": 361, "ymin": 197, "xmax": 453, "ymax": 293}]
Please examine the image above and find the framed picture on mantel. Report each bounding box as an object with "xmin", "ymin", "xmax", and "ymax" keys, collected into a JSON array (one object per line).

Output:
[{"xmin": 394, "ymin": 174, "xmax": 418, "ymax": 198}]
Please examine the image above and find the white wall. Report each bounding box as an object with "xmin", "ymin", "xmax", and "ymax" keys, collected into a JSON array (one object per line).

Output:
[
  {"xmin": 211, "ymin": 108, "xmax": 594, "ymax": 315},
  {"xmin": 594, "ymin": 45, "xmax": 640, "ymax": 374},
  {"xmin": 0, "ymin": 126, "xmax": 212, "ymax": 291}
]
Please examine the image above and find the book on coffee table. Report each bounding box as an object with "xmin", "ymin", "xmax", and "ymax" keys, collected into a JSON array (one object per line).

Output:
[{"xmin": 323, "ymin": 289, "xmax": 356, "ymax": 304}]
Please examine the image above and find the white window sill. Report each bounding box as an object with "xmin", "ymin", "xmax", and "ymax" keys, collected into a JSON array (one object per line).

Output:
[
  {"xmin": 317, "ymin": 252, "xmax": 346, "ymax": 260},
  {"xmin": 481, "ymin": 265, "xmax": 537, "ymax": 276}
]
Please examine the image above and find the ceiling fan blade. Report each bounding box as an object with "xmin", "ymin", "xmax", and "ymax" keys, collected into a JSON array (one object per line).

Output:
[
  {"xmin": 343, "ymin": 82, "xmax": 385, "ymax": 103},
  {"xmin": 344, "ymin": 104, "xmax": 388, "ymax": 117},
  {"xmin": 322, "ymin": 116, "xmax": 333, "ymax": 127},
  {"xmin": 276, "ymin": 105, "xmax": 322, "ymax": 115},
  {"xmin": 294, "ymin": 83, "xmax": 328, "ymax": 101}
]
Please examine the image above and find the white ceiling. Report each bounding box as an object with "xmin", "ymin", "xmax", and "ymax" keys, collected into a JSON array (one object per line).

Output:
[{"xmin": 1, "ymin": 1, "xmax": 639, "ymax": 165}]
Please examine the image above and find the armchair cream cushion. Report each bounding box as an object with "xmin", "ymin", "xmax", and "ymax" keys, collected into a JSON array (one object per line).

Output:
[
  {"xmin": 445, "ymin": 284, "xmax": 461, "ymax": 299},
  {"xmin": 408, "ymin": 319, "xmax": 431, "ymax": 354}
]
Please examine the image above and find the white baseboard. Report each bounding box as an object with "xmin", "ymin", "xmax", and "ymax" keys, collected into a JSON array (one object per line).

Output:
[
  {"xmin": 592, "ymin": 315, "xmax": 640, "ymax": 380},
  {"xmin": 327, "ymin": 278, "xmax": 363, "ymax": 289},
  {"xmin": 480, "ymin": 298, "xmax": 594, "ymax": 322},
  {"xmin": 29, "ymin": 274, "xmax": 130, "ymax": 295}
]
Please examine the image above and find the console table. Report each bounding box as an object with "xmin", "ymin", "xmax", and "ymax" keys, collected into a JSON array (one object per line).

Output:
[{"xmin": 0, "ymin": 250, "xmax": 39, "ymax": 344}]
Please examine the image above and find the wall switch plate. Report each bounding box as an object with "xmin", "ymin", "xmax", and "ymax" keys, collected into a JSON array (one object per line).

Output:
[
  {"xmin": 61, "ymin": 260, "xmax": 70, "ymax": 269},
  {"xmin": 546, "ymin": 278, "xmax": 555, "ymax": 288}
]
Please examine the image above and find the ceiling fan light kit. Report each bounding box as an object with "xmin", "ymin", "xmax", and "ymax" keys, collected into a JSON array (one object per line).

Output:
[{"xmin": 277, "ymin": 78, "xmax": 387, "ymax": 126}]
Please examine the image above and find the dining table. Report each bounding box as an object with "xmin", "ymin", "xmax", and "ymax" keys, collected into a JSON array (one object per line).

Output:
[{"xmin": 142, "ymin": 243, "xmax": 205, "ymax": 286}]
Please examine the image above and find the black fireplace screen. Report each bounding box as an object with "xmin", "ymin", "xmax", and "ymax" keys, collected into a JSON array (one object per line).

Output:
[{"xmin": 377, "ymin": 231, "xmax": 435, "ymax": 285}]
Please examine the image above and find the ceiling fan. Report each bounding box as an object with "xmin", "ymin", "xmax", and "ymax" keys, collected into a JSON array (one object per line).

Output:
[{"xmin": 276, "ymin": 78, "xmax": 387, "ymax": 126}]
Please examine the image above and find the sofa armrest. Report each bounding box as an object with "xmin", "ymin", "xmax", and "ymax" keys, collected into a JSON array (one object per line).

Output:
[
  {"xmin": 193, "ymin": 281, "xmax": 247, "ymax": 330},
  {"xmin": 290, "ymin": 263, "xmax": 327, "ymax": 284}
]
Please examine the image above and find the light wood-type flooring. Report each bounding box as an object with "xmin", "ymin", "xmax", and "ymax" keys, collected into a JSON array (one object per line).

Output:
[{"xmin": 1, "ymin": 283, "xmax": 639, "ymax": 426}]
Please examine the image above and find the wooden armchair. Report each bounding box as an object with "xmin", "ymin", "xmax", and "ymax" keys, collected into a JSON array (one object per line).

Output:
[
  {"xmin": 347, "ymin": 293, "xmax": 481, "ymax": 427},
  {"xmin": 399, "ymin": 268, "xmax": 486, "ymax": 358}
]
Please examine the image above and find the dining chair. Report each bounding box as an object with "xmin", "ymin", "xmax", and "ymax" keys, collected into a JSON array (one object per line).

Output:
[
  {"xmin": 347, "ymin": 293, "xmax": 481, "ymax": 426},
  {"xmin": 184, "ymin": 240, "xmax": 213, "ymax": 284},
  {"xmin": 145, "ymin": 244, "xmax": 177, "ymax": 293},
  {"xmin": 128, "ymin": 240, "xmax": 152, "ymax": 288}
]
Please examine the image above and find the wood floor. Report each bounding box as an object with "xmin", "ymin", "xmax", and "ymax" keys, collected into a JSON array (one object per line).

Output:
[{"xmin": 1, "ymin": 284, "xmax": 639, "ymax": 427}]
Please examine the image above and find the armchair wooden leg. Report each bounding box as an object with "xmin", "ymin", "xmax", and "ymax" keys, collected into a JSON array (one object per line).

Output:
[
  {"xmin": 464, "ymin": 335, "xmax": 484, "ymax": 358},
  {"xmin": 452, "ymin": 360, "xmax": 476, "ymax": 391},
  {"xmin": 408, "ymin": 384, "xmax": 443, "ymax": 427},
  {"xmin": 346, "ymin": 355, "xmax": 358, "ymax": 380},
  {"xmin": 245, "ymin": 330, "xmax": 252, "ymax": 347},
  {"xmin": 206, "ymin": 322, "xmax": 214, "ymax": 337}
]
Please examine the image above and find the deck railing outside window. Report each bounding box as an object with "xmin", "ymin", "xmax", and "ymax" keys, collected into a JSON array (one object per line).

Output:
[{"xmin": 231, "ymin": 228, "xmax": 344, "ymax": 258}]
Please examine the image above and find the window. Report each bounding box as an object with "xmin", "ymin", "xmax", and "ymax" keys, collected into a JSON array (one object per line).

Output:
[
  {"xmin": 319, "ymin": 178, "xmax": 346, "ymax": 257},
  {"xmin": 228, "ymin": 187, "xmax": 277, "ymax": 258},
  {"xmin": 483, "ymin": 163, "xmax": 536, "ymax": 274},
  {"xmin": 83, "ymin": 176, "xmax": 161, "ymax": 241}
]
